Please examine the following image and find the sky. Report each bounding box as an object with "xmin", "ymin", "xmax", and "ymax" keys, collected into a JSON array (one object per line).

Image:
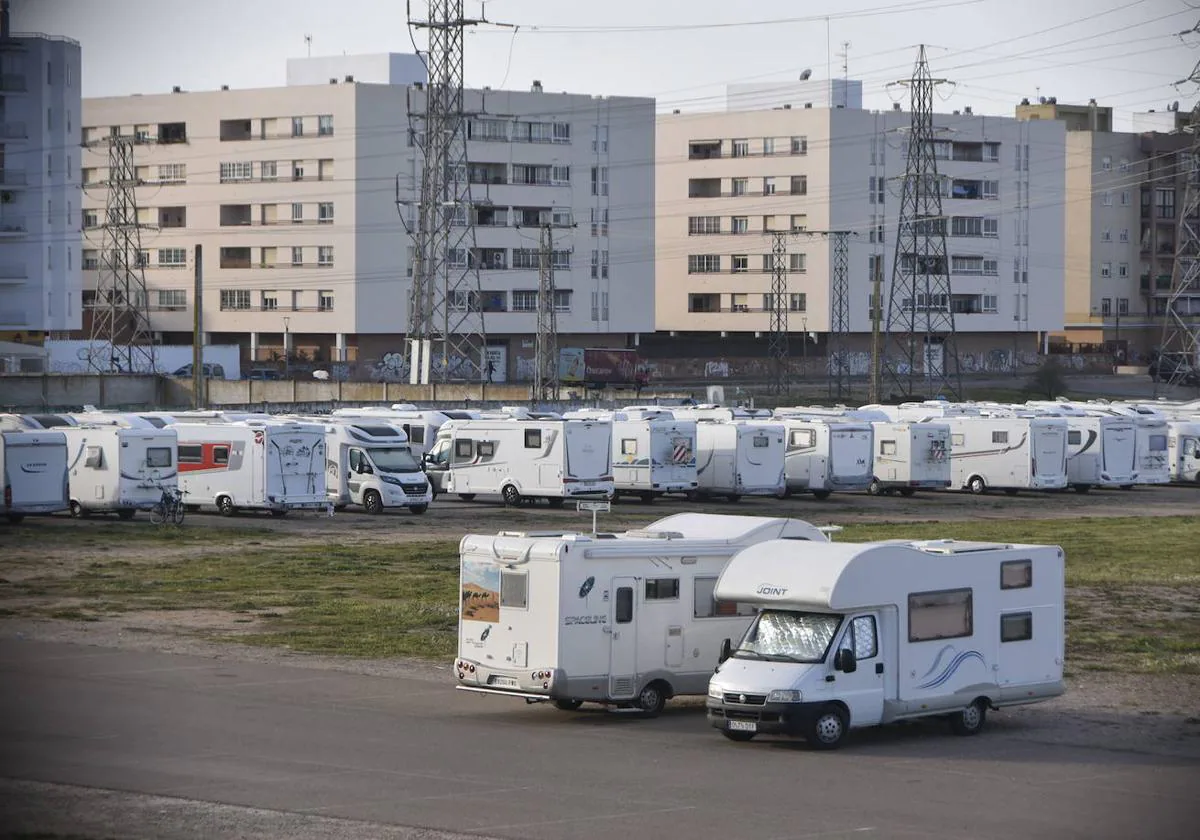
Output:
[{"xmin": 10, "ymin": 0, "xmax": 1198, "ymax": 129}]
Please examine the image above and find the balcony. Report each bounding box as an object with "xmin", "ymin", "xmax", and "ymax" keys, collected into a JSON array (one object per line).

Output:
[
  {"xmin": 219, "ymin": 204, "xmax": 253, "ymax": 227},
  {"xmin": 219, "ymin": 247, "xmax": 252, "ymax": 269},
  {"xmin": 689, "ymin": 141, "xmax": 722, "ymax": 160},
  {"xmin": 0, "ymin": 215, "xmax": 27, "ymax": 236},
  {"xmin": 0, "ymin": 169, "xmax": 28, "ymax": 187},
  {"xmin": 0, "ymin": 73, "xmax": 26, "ymax": 93},
  {"xmin": 0, "ymin": 121, "xmax": 27, "ymax": 139},
  {"xmin": 689, "ymin": 178, "xmax": 721, "ymax": 198},
  {"xmin": 0, "ymin": 263, "xmax": 26, "ymax": 282}
]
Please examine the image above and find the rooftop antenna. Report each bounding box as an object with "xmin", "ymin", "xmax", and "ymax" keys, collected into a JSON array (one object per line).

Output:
[{"xmin": 304, "ymin": 34, "xmax": 312, "ymax": 57}]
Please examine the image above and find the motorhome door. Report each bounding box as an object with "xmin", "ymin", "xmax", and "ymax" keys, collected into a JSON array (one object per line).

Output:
[
  {"xmin": 830, "ymin": 613, "xmax": 887, "ymax": 728},
  {"xmin": 347, "ymin": 448, "xmax": 369, "ymax": 502},
  {"xmin": 608, "ymin": 577, "xmax": 638, "ymax": 699}
]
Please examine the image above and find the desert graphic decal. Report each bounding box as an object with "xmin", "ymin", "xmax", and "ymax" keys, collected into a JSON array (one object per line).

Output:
[{"xmin": 461, "ymin": 558, "xmax": 501, "ymax": 623}]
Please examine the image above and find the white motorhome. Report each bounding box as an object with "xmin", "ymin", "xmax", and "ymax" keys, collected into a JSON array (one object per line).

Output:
[
  {"xmin": 59, "ymin": 424, "xmax": 178, "ymax": 519},
  {"xmin": 423, "ymin": 416, "xmax": 613, "ymax": 506},
  {"xmin": 706, "ymin": 537, "xmax": 1065, "ymax": 749},
  {"xmin": 292, "ymin": 417, "xmax": 432, "ymax": 514},
  {"xmin": 173, "ymin": 420, "xmax": 327, "ymax": 516},
  {"xmin": 454, "ymin": 513, "xmax": 832, "ymax": 714},
  {"xmin": 864, "ymin": 419, "xmax": 952, "ymax": 496},
  {"xmin": 1024, "ymin": 403, "xmax": 1138, "ymax": 491},
  {"xmin": 329, "ymin": 406, "xmax": 480, "ymax": 458},
  {"xmin": 772, "ymin": 411, "xmax": 873, "ymax": 498},
  {"xmin": 0, "ymin": 416, "xmax": 69, "ymax": 523},
  {"xmin": 1080, "ymin": 404, "xmax": 1171, "ymax": 487},
  {"xmin": 608, "ymin": 413, "xmax": 698, "ymax": 502},
  {"xmin": 682, "ymin": 420, "xmax": 786, "ymax": 501},
  {"xmin": 1167, "ymin": 420, "xmax": 1200, "ymax": 484}
]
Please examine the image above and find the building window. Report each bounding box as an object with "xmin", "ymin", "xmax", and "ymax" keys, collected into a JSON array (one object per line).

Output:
[
  {"xmin": 1118, "ymin": 297, "xmax": 1129, "ymax": 315},
  {"xmin": 1101, "ymin": 156, "xmax": 1112, "ymax": 171},
  {"xmin": 291, "ymin": 116, "xmax": 304, "ymax": 137},
  {"xmin": 292, "ymin": 161, "xmax": 305, "ymax": 180},
  {"xmin": 158, "ymin": 248, "xmax": 187, "ymax": 267},
  {"xmin": 552, "ymin": 122, "xmax": 570, "ymax": 143},
  {"xmin": 261, "ymin": 161, "xmax": 277, "ymax": 181},
  {"xmin": 731, "ymin": 178, "xmax": 748, "ymax": 196},
  {"xmin": 789, "ymin": 253, "xmax": 807, "ymax": 273},
  {"xmin": 317, "ymin": 202, "xmax": 334, "ymax": 223},
  {"xmin": 158, "ymin": 289, "xmax": 187, "ymax": 308},
  {"xmin": 590, "ymin": 207, "xmax": 609, "ymax": 236},
  {"xmin": 731, "ymin": 216, "xmax": 748, "ymax": 235},
  {"xmin": 763, "ymin": 137, "xmax": 776, "ymax": 155},
  {"xmin": 553, "ymin": 289, "xmax": 571, "ymax": 312},
  {"xmin": 318, "ymin": 246, "xmax": 334, "ymax": 266},
  {"xmin": 318, "ymin": 115, "xmax": 333, "ymax": 136},
  {"xmin": 789, "ymin": 293, "xmax": 807, "ymax": 312},
  {"xmin": 762, "ymin": 177, "xmax": 776, "ymax": 195},
  {"xmin": 590, "ymin": 166, "xmax": 608, "ymax": 196},
  {"xmin": 292, "ymin": 247, "xmax": 304, "ymax": 266},
  {"xmin": 291, "ymin": 202, "xmax": 304, "ymax": 223},
  {"xmin": 158, "ymin": 163, "xmax": 186, "ymax": 183},
  {"xmin": 511, "ymin": 290, "xmax": 537, "ymax": 312},
  {"xmin": 261, "ymin": 291, "xmax": 278, "ymax": 311},
  {"xmin": 1100, "ymin": 261, "xmax": 1112, "ymax": 278},
  {"xmin": 1101, "ymin": 297, "xmax": 1112, "ymax": 316},
  {"xmin": 219, "ymin": 161, "xmax": 253, "ymax": 182},
  {"xmin": 908, "ymin": 588, "xmax": 973, "ymax": 642},
  {"xmin": 790, "ymin": 136, "xmax": 807, "ymax": 155},
  {"xmin": 219, "ymin": 289, "xmax": 251, "ymax": 310},
  {"xmin": 318, "ymin": 290, "xmax": 334, "ymax": 311},
  {"xmin": 732, "ymin": 254, "xmax": 749, "ymax": 273},
  {"xmin": 732, "ymin": 139, "xmax": 749, "ymax": 157},
  {"xmin": 1117, "ymin": 262, "xmax": 1128, "ymax": 278},
  {"xmin": 790, "ymin": 175, "xmax": 807, "ymax": 196},
  {"xmin": 688, "ymin": 215, "xmax": 721, "ymax": 235},
  {"xmin": 1101, "ymin": 191, "xmax": 1112, "ymax": 206},
  {"xmin": 1119, "ymin": 228, "xmax": 1129, "ymax": 242},
  {"xmin": 688, "ymin": 255, "xmax": 721, "ymax": 274}
]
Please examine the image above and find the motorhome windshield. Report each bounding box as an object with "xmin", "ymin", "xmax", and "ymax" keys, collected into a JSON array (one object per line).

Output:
[
  {"xmin": 368, "ymin": 447, "xmax": 421, "ymax": 473},
  {"xmin": 734, "ymin": 610, "xmax": 842, "ymax": 663}
]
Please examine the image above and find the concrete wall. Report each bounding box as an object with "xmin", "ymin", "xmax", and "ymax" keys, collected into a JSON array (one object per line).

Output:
[{"xmin": 0, "ymin": 373, "xmax": 168, "ymax": 410}]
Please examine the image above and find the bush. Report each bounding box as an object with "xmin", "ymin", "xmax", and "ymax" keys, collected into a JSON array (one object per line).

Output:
[{"xmin": 1024, "ymin": 357, "xmax": 1068, "ymax": 399}]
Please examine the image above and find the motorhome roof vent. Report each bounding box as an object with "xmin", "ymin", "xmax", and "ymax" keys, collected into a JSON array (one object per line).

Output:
[
  {"xmin": 916, "ymin": 540, "xmax": 1013, "ymax": 555},
  {"xmin": 623, "ymin": 529, "xmax": 685, "ymax": 540}
]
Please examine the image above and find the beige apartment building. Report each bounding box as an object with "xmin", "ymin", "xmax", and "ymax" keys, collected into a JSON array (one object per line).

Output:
[{"xmin": 79, "ymin": 56, "xmax": 655, "ymax": 380}]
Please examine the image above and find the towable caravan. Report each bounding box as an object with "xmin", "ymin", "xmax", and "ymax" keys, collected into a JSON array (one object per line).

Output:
[
  {"xmin": 423, "ymin": 416, "xmax": 613, "ymax": 505},
  {"xmin": 454, "ymin": 513, "xmax": 831, "ymax": 715},
  {"xmin": 291, "ymin": 417, "xmax": 432, "ymax": 514},
  {"xmin": 60, "ymin": 424, "xmax": 178, "ymax": 518},
  {"xmin": 329, "ymin": 407, "xmax": 480, "ymax": 458},
  {"xmin": 683, "ymin": 420, "xmax": 786, "ymax": 501},
  {"xmin": 771, "ymin": 412, "xmax": 873, "ymax": 498},
  {"xmin": 706, "ymin": 537, "xmax": 1065, "ymax": 749},
  {"xmin": 1167, "ymin": 420, "xmax": 1200, "ymax": 484},
  {"xmin": 921, "ymin": 414, "xmax": 1068, "ymax": 494},
  {"xmin": 863, "ymin": 419, "xmax": 951, "ymax": 496},
  {"xmin": 0, "ymin": 416, "xmax": 69, "ymax": 523},
  {"xmin": 173, "ymin": 420, "xmax": 327, "ymax": 516},
  {"xmin": 1024, "ymin": 403, "xmax": 1137, "ymax": 490}
]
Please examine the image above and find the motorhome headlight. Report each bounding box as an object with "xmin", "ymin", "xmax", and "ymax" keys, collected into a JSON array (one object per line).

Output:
[
  {"xmin": 707, "ymin": 683, "xmax": 723, "ymax": 699},
  {"xmin": 380, "ymin": 473, "xmax": 403, "ymax": 486},
  {"xmin": 767, "ymin": 689, "xmax": 803, "ymax": 703}
]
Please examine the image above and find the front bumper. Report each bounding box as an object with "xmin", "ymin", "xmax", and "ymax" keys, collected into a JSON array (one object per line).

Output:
[{"xmin": 706, "ymin": 697, "xmax": 831, "ymax": 736}]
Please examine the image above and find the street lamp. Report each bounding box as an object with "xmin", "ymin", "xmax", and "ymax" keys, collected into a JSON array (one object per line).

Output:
[{"xmin": 283, "ymin": 316, "xmax": 290, "ymax": 378}]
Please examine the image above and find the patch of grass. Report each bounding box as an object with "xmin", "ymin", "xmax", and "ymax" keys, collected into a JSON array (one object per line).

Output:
[{"xmin": 1, "ymin": 522, "xmax": 270, "ymax": 552}]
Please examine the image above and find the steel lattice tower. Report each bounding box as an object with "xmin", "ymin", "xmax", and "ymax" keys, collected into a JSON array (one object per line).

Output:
[
  {"xmin": 1156, "ymin": 97, "xmax": 1200, "ymax": 391},
  {"xmin": 533, "ymin": 224, "xmax": 560, "ymax": 400},
  {"xmin": 826, "ymin": 231, "xmax": 852, "ymax": 400},
  {"xmin": 766, "ymin": 231, "xmax": 791, "ymax": 394},
  {"xmin": 87, "ymin": 136, "xmax": 156, "ymax": 374},
  {"xmin": 405, "ymin": 0, "xmax": 488, "ymax": 383},
  {"xmin": 883, "ymin": 45, "xmax": 962, "ymax": 400}
]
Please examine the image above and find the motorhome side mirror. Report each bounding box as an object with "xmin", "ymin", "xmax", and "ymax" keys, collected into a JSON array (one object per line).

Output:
[
  {"xmin": 719, "ymin": 638, "xmax": 732, "ymax": 664},
  {"xmin": 835, "ymin": 648, "xmax": 857, "ymax": 673}
]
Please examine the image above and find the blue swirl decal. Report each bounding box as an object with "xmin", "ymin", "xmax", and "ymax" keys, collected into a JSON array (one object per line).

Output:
[{"xmin": 916, "ymin": 644, "xmax": 985, "ymax": 690}]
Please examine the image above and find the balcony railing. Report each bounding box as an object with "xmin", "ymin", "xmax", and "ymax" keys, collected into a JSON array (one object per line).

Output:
[
  {"xmin": 0, "ymin": 121, "xmax": 27, "ymax": 139},
  {"xmin": 0, "ymin": 263, "xmax": 27, "ymax": 280},
  {"xmin": 0, "ymin": 169, "xmax": 28, "ymax": 186},
  {"xmin": 0, "ymin": 74, "xmax": 27, "ymax": 92},
  {"xmin": 0, "ymin": 217, "xmax": 27, "ymax": 234}
]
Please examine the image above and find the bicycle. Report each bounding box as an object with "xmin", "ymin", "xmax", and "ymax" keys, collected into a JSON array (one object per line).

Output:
[{"xmin": 150, "ymin": 485, "xmax": 186, "ymax": 526}]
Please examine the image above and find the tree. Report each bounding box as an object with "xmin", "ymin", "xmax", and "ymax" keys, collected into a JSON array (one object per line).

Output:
[{"xmin": 1025, "ymin": 357, "xmax": 1068, "ymax": 400}]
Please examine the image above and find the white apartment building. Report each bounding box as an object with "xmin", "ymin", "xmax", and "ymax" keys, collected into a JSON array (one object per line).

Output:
[
  {"xmin": 655, "ymin": 93, "xmax": 1068, "ymax": 360},
  {"xmin": 79, "ymin": 56, "xmax": 654, "ymax": 379},
  {"xmin": 0, "ymin": 12, "xmax": 82, "ymax": 339}
]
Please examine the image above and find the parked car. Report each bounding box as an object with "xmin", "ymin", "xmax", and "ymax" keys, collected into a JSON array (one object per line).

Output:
[
  {"xmin": 245, "ymin": 367, "xmax": 282, "ymax": 380},
  {"xmin": 172, "ymin": 363, "xmax": 226, "ymax": 379},
  {"xmin": 1148, "ymin": 353, "xmax": 1199, "ymax": 385}
]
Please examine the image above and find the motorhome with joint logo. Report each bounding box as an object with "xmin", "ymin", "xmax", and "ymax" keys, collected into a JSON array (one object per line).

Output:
[
  {"xmin": 707, "ymin": 537, "xmax": 1065, "ymax": 749},
  {"xmin": 454, "ymin": 513, "xmax": 831, "ymax": 716},
  {"xmin": 0, "ymin": 414, "xmax": 69, "ymax": 524}
]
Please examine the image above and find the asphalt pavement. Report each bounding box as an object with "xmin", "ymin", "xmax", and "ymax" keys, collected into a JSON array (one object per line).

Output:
[{"xmin": 0, "ymin": 640, "xmax": 1195, "ymax": 840}]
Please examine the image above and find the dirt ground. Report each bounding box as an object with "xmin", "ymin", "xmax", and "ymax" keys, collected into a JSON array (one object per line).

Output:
[{"xmin": 3, "ymin": 483, "xmax": 1199, "ymax": 759}]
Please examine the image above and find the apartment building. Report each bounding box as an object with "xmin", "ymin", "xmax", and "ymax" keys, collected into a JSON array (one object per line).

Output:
[
  {"xmin": 79, "ymin": 56, "xmax": 655, "ymax": 379},
  {"xmin": 655, "ymin": 95, "xmax": 1067, "ymax": 360},
  {"xmin": 0, "ymin": 8, "xmax": 82, "ymax": 340}
]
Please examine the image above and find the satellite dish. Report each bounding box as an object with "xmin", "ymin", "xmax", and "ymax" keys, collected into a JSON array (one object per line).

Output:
[{"xmin": 799, "ymin": 68, "xmax": 812, "ymax": 81}]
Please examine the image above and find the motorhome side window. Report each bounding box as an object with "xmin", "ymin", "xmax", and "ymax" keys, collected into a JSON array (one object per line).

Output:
[
  {"xmin": 146, "ymin": 447, "xmax": 172, "ymax": 468},
  {"xmin": 1001, "ymin": 611, "xmax": 1033, "ymax": 642},
  {"xmin": 1185, "ymin": 439, "xmax": 1198, "ymax": 456},
  {"xmin": 991, "ymin": 431, "xmax": 1008, "ymax": 444},
  {"xmin": 500, "ymin": 571, "xmax": 527, "ymax": 609},
  {"xmin": 84, "ymin": 446, "xmax": 104, "ymax": 468},
  {"xmin": 1067, "ymin": 430, "xmax": 1082, "ymax": 446},
  {"xmin": 621, "ymin": 438, "xmax": 638, "ymax": 456},
  {"xmin": 178, "ymin": 445, "xmax": 202, "ymax": 464},
  {"xmin": 213, "ymin": 446, "xmax": 230, "ymax": 465},
  {"xmin": 615, "ymin": 587, "xmax": 634, "ymax": 623},
  {"xmin": 403, "ymin": 424, "xmax": 424, "ymax": 445},
  {"xmin": 477, "ymin": 441, "xmax": 495, "ymax": 457},
  {"xmin": 880, "ymin": 440, "xmax": 896, "ymax": 455},
  {"xmin": 1000, "ymin": 559, "xmax": 1032, "ymax": 589},
  {"xmin": 645, "ymin": 578, "xmax": 680, "ymax": 600},
  {"xmin": 952, "ymin": 434, "xmax": 965, "ymax": 447},
  {"xmin": 840, "ymin": 615, "xmax": 879, "ymax": 659},
  {"xmin": 524, "ymin": 429, "xmax": 542, "ymax": 449},
  {"xmin": 789, "ymin": 430, "xmax": 815, "ymax": 449},
  {"xmin": 1150, "ymin": 434, "xmax": 1167, "ymax": 452},
  {"xmin": 454, "ymin": 439, "xmax": 474, "ymax": 460},
  {"xmin": 693, "ymin": 576, "xmax": 755, "ymax": 618},
  {"xmin": 908, "ymin": 588, "xmax": 973, "ymax": 643}
]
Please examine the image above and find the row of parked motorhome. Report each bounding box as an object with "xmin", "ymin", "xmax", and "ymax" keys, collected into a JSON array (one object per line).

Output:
[
  {"xmin": 453, "ymin": 511, "xmax": 1067, "ymax": 749},
  {"xmin": 3, "ymin": 397, "xmax": 1196, "ymax": 523}
]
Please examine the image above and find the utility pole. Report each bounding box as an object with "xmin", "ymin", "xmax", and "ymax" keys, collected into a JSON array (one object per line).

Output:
[
  {"xmin": 882, "ymin": 44, "xmax": 962, "ymax": 401},
  {"xmin": 767, "ymin": 230, "xmax": 790, "ymax": 395},
  {"xmin": 1155, "ymin": 34, "xmax": 1200, "ymax": 392},
  {"xmin": 869, "ymin": 255, "xmax": 883, "ymax": 403},
  {"xmin": 402, "ymin": 0, "xmax": 499, "ymax": 384},
  {"xmin": 192, "ymin": 245, "xmax": 204, "ymax": 409},
  {"xmin": 87, "ymin": 135, "xmax": 157, "ymax": 375},
  {"xmin": 533, "ymin": 223, "xmax": 560, "ymax": 401}
]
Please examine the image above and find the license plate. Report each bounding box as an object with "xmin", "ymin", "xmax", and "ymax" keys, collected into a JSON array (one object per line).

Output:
[
  {"xmin": 489, "ymin": 676, "xmax": 518, "ymax": 688},
  {"xmin": 727, "ymin": 720, "xmax": 757, "ymax": 732}
]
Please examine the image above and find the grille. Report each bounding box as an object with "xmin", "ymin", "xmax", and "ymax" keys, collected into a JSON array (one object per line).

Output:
[
  {"xmin": 611, "ymin": 677, "xmax": 634, "ymax": 695},
  {"xmin": 723, "ymin": 692, "xmax": 767, "ymax": 705},
  {"xmin": 401, "ymin": 483, "xmax": 427, "ymax": 494}
]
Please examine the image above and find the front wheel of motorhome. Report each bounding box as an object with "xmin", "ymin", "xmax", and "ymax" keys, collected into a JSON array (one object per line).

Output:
[
  {"xmin": 866, "ymin": 480, "xmax": 884, "ymax": 496},
  {"xmin": 217, "ymin": 495, "xmax": 237, "ymax": 517},
  {"xmin": 502, "ymin": 485, "xmax": 522, "ymax": 507},
  {"xmin": 636, "ymin": 681, "xmax": 669, "ymax": 717},
  {"xmin": 553, "ymin": 699, "xmax": 584, "ymax": 711},
  {"xmin": 69, "ymin": 501, "xmax": 88, "ymax": 518},
  {"xmin": 409, "ymin": 504, "xmax": 428, "ymax": 515},
  {"xmin": 950, "ymin": 699, "xmax": 988, "ymax": 736},
  {"xmin": 805, "ymin": 706, "xmax": 848, "ymax": 750},
  {"xmin": 362, "ymin": 490, "xmax": 384, "ymax": 515},
  {"xmin": 968, "ymin": 476, "xmax": 987, "ymax": 495}
]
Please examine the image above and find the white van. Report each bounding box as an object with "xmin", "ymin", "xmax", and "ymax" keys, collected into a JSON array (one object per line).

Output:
[
  {"xmin": 1167, "ymin": 420, "xmax": 1200, "ymax": 484},
  {"xmin": 0, "ymin": 421, "xmax": 69, "ymax": 524},
  {"xmin": 423, "ymin": 416, "xmax": 613, "ymax": 506},
  {"xmin": 688, "ymin": 420, "xmax": 786, "ymax": 501},
  {"xmin": 706, "ymin": 537, "xmax": 1065, "ymax": 749},
  {"xmin": 772, "ymin": 412, "xmax": 873, "ymax": 498},
  {"xmin": 294, "ymin": 417, "xmax": 432, "ymax": 514},
  {"xmin": 174, "ymin": 420, "xmax": 327, "ymax": 516},
  {"xmin": 60, "ymin": 424, "xmax": 178, "ymax": 519},
  {"xmin": 454, "ymin": 513, "xmax": 831, "ymax": 715}
]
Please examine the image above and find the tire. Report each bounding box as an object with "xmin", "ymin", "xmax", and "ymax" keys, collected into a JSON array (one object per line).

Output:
[
  {"xmin": 362, "ymin": 489, "xmax": 384, "ymax": 515},
  {"xmin": 502, "ymin": 485, "xmax": 521, "ymax": 507},
  {"xmin": 334, "ymin": 504, "xmax": 348, "ymax": 512},
  {"xmin": 898, "ymin": 488, "xmax": 916, "ymax": 498},
  {"xmin": 1119, "ymin": 484, "xmax": 1134, "ymax": 491},
  {"xmin": 69, "ymin": 500, "xmax": 85, "ymax": 518},
  {"xmin": 721, "ymin": 729, "xmax": 756, "ymax": 742},
  {"xmin": 950, "ymin": 698, "xmax": 988, "ymax": 736},
  {"xmin": 866, "ymin": 479, "xmax": 883, "ymax": 496},
  {"xmin": 270, "ymin": 508, "xmax": 289, "ymax": 518},
  {"xmin": 640, "ymin": 491, "xmax": 656, "ymax": 504},
  {"xmin": 1003, "ymin": 488, "xmax": 1019, "ymax": 496},
  {"xmin": 217, "ymin": 495, "xmax": 236, "ymax": 517},
  {"xmin": 636, "ymin": 681, "xmax": 668, "ymax": 717},
  {"xmin": 149, "ymin": 504, "xmax": 166, "ymax": 526},
  {"xmin": 117, "ymin": 508, "xmax": 136, "ymax": 521},
  {"xmin": 553, "ymin": 699, "xmax": 584, "ymax": 711},
  {"xmin": 805, "ymin": 705, "xmax": 848, "ymax": 750},
  {"xmin": 1073, "ymin": 484, "xmax": 1091, "ymax": 494},
  {"xmin": 812, "ymin": 490, "xmax": 832, "ymax": 501},
  {"xmin": 968, "ymin": 476, "xmax": 986, "ymax": 495},
  {"xmin": 457, "ymin": 493, "xmax": 476, "ymax": 501},
  {"xmin": 409, "ymin": 504, "xmax": 428, "ymax": 514},
  {"xmin": 726, "ymin": 494, "xmax": 741, "ymax": 503},
  {"xmin": 547, "ymin": 497, "xmax": 565, "ymax": 509},
  {"xmin": 685, "ymin": 490, "xmax": 700, "ymax": 502},
  {"xmin": 172, "ymin": 504, "xmax": 185, "ymax": 526}
]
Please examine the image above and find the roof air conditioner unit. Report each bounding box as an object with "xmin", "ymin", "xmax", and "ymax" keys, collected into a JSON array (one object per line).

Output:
[
  {"xmin": 344, "ymin": 75, "xmax": 354, "ymax": 82},
  {"xmin": 220, "ymin": 84, "xmax": 229, "ymax": 91},
  {"xmin": 329, "ymin": 77, "xmax": 337, "ymax": 84},
  {"xmin": 172, "ymin": 86, "xmax": 182, "ymax": 93},
  {"xmin": 893, "ymin": 103, "xmax": 901, "ymax": 111}
]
